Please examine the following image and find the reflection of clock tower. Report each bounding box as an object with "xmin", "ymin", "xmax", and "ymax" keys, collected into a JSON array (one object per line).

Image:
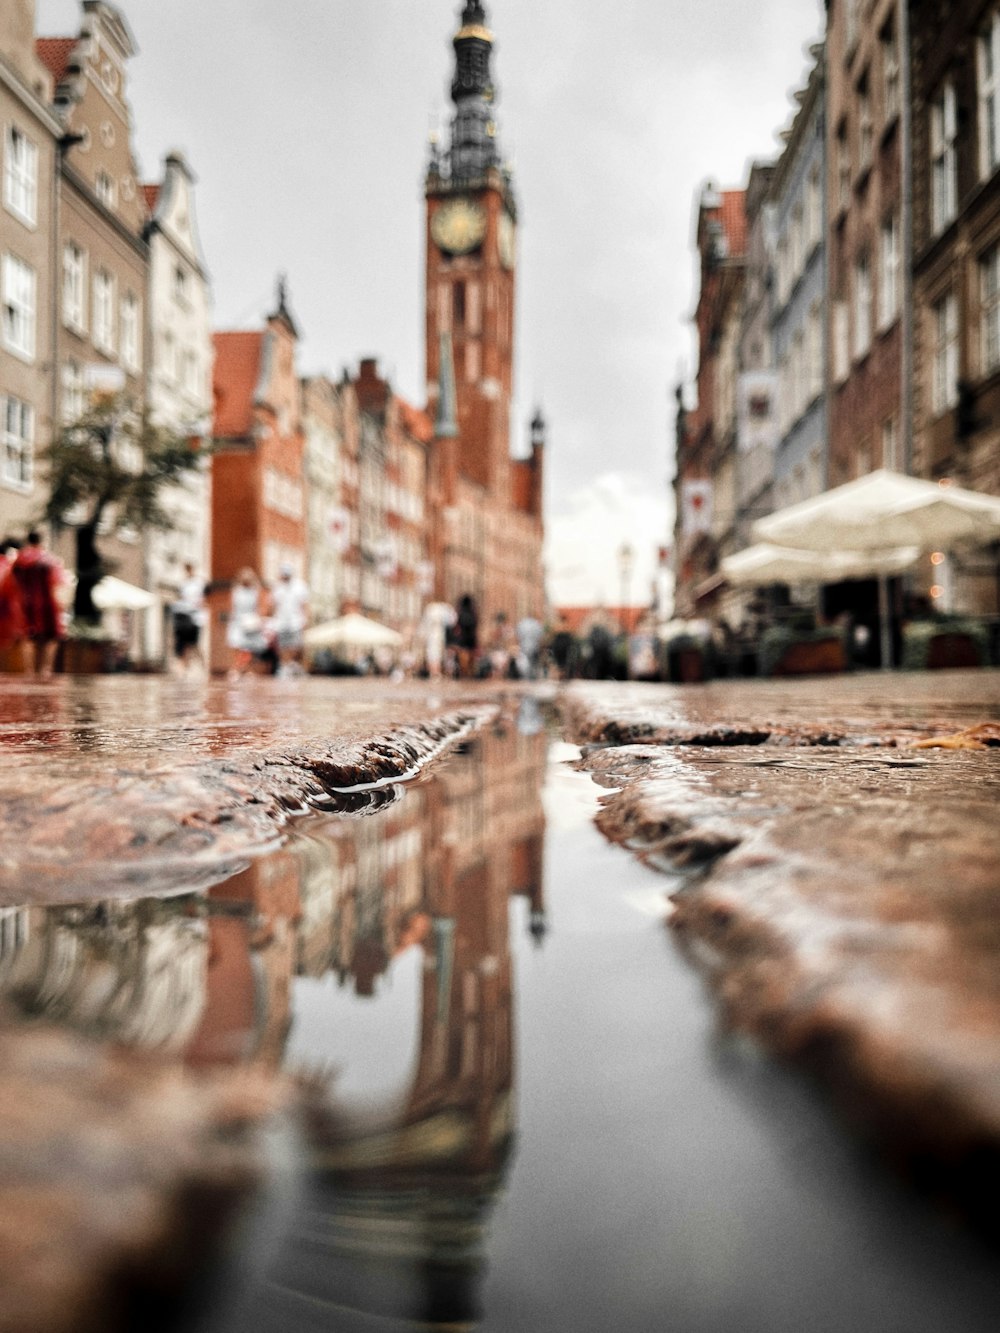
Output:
[{"xmin": 426, "ymin": 3, "xmax": 518, "ymax": 512}]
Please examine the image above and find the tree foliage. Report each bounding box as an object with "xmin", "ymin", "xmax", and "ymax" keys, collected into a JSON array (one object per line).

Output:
[{"xmin": 38, "ymin": 394, "xmax": 208, "ymax": 624}]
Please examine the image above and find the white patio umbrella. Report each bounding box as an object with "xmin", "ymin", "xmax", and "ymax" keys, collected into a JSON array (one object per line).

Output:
[
  {"xmin": 753, "ymin": 469, "xmax": 1000, "ymax": 552},
  {"xmin": 752, "ymin": 470, "xmax": 1000, "ymax": 667},
  {"xmin": 64, "ymin": 574, "xmax": 157, "ymax": 612},
  {"xmin": 721, "ymin": 542, "xmax": 919, "ymax": 587},
  {"xmin": 303, "ymin": 612, "xmax": 402, "ymax": 652}
]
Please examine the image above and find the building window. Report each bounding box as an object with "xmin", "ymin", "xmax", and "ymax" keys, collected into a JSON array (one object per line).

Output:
[
  {"xmin": 3, "ymin": 126, "xmax": 38, "ymax": 226},
  {"xmin": 881, "ymin": 20, "xmax": 900, "ymax": 122},
  {"xmin": 1, "ymin": 254, "xmax": 36, "ymax": 359},
  {"xmin": 453, "ymin": 281, "xmax": 466, "ymax": 329},
  {"xmin": 120, "ymin": 292, "xmax": 140, "ymax": 372},
  {"xmin": 173, "ymin": 265, "xmax": 189, "ymax": 304},
  {"xmin": 808, "ymin": 300, "xmax": 823, "ymax": 399},
  {"xmin": 932, "ymin": 292, "xmax": 959, "ymax": 415},
  {"xmin": 95, "ymin": 170, "xmax": 116, "ymax": 209},
  {"xmin": 980, "ymin": 246, "xmax": 1000, "ymax": 374},
  {"xmin": 878, "ymin": 214, "xmax": 901, "ymax": 329},
  {"xmin": 806, "ymin": 166, "xmax": 822, "ymax": 251},
  {"xmin": 2, "ymin": 395, "xmax": 34, "ymax": 490},
  {"xmin": 881, "ymin": 415, "xmax": 898, "ymax": 470},
  {"xmin": 836, "ymin": 123, "xmax": 851, "ymax": 210},
  {"xmin": 931, "ymin": 82, "xmax": 958, "ymax": 233},
  {"xmin": 63, "ymin": 242, "xmax": 87, "ymax": 331},
  {"xmin": 62, "ymin": 361, "xmax": 84, "ymax": 422},
  {"xmin": 833, "ymin": 300, "xmax": 850, "ymax": 383},
  {"xmin": 854, "ymin": 251, "xmax": 872, "ymax": 359},
  {"xmin": 979, "ymin": 12, "xmax": 1000, "ymax": 178},
  {"xmin": 92, "ymin": 270, "xmax": 115, "ymax": 353},
  {"xmin": 858, "ymin": 72, "xmax": 874, "ymax": 170}
]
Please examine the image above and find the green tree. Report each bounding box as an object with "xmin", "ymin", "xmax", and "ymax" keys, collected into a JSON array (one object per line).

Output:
[{"xmin": 40, "ymin": 394, "xmax": 207, "ymax": 625}]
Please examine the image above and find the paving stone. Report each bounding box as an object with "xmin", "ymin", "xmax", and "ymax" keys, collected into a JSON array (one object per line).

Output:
[{"xmin": 567, "ymin": 673, "xmax": 1000, "ymax": 1231}]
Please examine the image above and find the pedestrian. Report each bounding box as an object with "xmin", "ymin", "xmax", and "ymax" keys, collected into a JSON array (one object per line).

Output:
[
  {"xmin": 549, "ymin": 613, "xmax": 576, "ymax": 680},
  {"xmin": 0, "ymin": 539, "xmax": 25, "ymax": 667},
  {"xmin": 269, "ymin": 562, "xmax": 310, "ymax": 676},
  {"xmin": 453, "ymin": 593, "xmax": 479, "ymax": 678},
  {"xmin": 170, "ymin": 562, "xmax": 206, "ymax": 676},
  {"xmin": 516, "ymin": 613, "xmax": 544, "ymax": 680},
  {"xmin": 13, "ymin": 532, "xmax": 65, "ymax": 680},
  {"xmin": 226, "ymin": 567, "xmax": 268, "ymax": 679},
  {"xmin": 420, "ymin": 600, "xmax": 457, "ymax": 678}
]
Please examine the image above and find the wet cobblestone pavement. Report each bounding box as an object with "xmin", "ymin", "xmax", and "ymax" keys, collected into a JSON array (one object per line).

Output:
[
  {"xmin": 565, "ymin": 669, "xmax": 1000, "ymax": 1234},
  {"xmin": 0, "ymin": 670, "xmax": 998, "ymax": 1330}
]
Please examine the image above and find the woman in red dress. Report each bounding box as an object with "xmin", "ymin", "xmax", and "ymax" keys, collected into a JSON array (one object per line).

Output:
[
  {"xmin": 0, "ymin": 539, "xmax": 26, "ymax": 661},
  {"xmin": 13, "ymin": 532, "xmax": 64, "ymax": 679}
]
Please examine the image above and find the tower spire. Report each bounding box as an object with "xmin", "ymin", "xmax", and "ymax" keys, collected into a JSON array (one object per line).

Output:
[{"xmin": 446, "ymin": 0, "xmax": 500, "ymax": 183}]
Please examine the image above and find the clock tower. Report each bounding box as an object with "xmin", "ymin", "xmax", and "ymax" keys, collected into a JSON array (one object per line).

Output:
[
  {"xmin": 425, "ymin": 2, "xmax": 543, "ymax": 625},
  {"xmin": 426, "ymin": 1, "xmax": 517, "ymax": 500}
]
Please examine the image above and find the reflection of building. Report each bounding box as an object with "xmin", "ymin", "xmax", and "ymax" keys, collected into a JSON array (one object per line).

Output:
[{"xmin": 0, "ymin": 709, "xmax": 550, "ymax": 1328}]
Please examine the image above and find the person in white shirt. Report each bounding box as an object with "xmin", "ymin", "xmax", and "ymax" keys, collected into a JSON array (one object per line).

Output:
[
  {"xmin": 269, "ymin": 563, "xmax": 310, "ymax": 676},
  {"xmin": 171, "ymin": 562, "xmax": 206, "ymax": 676}
]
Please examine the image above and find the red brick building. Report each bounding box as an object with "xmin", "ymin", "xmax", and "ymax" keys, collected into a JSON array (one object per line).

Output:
[
  {"xmin": 423, "ymin": 2, "xmax": 544, "ymax": 628},
  {"xmin": 673, "ymin": 186, "xmax": 747, "ymax": 618},
  {"xmin": 208, "ymin": 282, "xmax": 305, "ymax": 670}
]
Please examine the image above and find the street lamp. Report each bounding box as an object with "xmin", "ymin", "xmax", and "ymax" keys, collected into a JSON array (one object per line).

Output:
[{"xmin": 618, "ymin": 541, "xmax": 634, "ymax": 634}]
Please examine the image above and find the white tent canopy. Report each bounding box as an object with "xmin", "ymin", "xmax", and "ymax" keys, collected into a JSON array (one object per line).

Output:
[
  {"xmin": 65, "ymin": 574, "xmax": 157, "ymax": 611},
  {"xmin": 721, "ymin": 542, "xmax": 920, "ymax": 588},
  {"xmin": 303, "ymin": 613, "xmax": 402, "ymax": 652},
  {"xmin": 753, "ymin": 469, "xmax": 1000, "ymax": 553}
]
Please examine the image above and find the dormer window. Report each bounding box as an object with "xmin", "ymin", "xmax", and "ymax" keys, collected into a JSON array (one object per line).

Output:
[
  {"xmin": 174, "ymin": 265, "xmax": 189, "ymax": 304},
  {"xmin": 95, "ymin": 170, "xmax": 116, "ymax": 209}
]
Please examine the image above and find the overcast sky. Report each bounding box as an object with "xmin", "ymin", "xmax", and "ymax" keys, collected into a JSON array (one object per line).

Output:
[{"xmin": 36, "ymin": 0, "xmax": 824, "ymax": 608}]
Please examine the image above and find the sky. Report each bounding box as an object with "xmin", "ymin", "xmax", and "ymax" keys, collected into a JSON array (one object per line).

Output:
[{"xmin": 35, "ymin": 0, "xmax": 824, "ymax": 609}]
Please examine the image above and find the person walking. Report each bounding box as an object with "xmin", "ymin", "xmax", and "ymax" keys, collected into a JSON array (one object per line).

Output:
[
  {"xmin": 420, "ymin": 600, "xmax": 457, "ymax": 678},
  {"xmin": 0, "ymin": 539, "xmax": 25, "ymax": 668},
  {"xmin": 269, "ymin": 563, "xmax": 310, "ymax": 676},
  {"xmin": 226, "ymin": 568, "xmax": 268, "ymax": 679},
  {"xmin": 13, "ymin": 532, "xmax": 64, "ymax": 680},
  {"xmin": 454, "ymin": 594, "xmax": 479, "ymax": 679},
  {"xmin": 170, "ymin": 562, "xmax": 206, "ymax": 676},
  {"xmin": 516, "ymin": 613, "xmax": 544, "ymax": 680}
]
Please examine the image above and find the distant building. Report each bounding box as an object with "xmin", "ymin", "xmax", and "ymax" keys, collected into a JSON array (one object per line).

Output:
[
  {"xmin": 910, "ymin": 0, "xmax": 1000, "ymax": 612},
  {"xmin": 143, "ymin": 150, "xmax": 214, "ymax": 661},
  {"xmin": 38, "ymin": 0, "xmax": 150, "ymax": 599},
  {"xmin": 0, "ymin": 0, "xmax": 61, "ymax": 539},
  {"xmin": 209, "ymin": 281, "xmax": 306, "ymax": 671},
  {"xmin": 300, "ymin": 373, "xmax": 348, "ymax": 627},
  {"xmin": 424, "ymin": 1, "xmax": 544, "ymax": 624},
  {"xmin": 673, "ymin": 184, "xmax": 747, "ymax": 619},
  {"xmin": 826, "ymin": 0, "xmax": 905, "ymax": 485},
  {"xmin": 771, "ymin": 46, "xmax": 827, "ymax": 511}
]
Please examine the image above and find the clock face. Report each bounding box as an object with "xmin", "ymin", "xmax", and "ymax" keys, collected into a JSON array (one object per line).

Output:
[
  {"xmin": 432, "ymin": 198, "xmax": 487, "ymax": 255},
  {"xmin": 499, "ymin": 213, "xmax": 516, "ymax": 270}
]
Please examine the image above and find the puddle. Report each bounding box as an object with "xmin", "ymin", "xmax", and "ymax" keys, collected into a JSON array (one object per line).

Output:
[{"xmin": 2, "ymin": 711, "xmax": 1000, "ymax": 1332}]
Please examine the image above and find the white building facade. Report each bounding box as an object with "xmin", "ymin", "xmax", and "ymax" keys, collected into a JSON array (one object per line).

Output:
[{"xmin": 142, "ymin": 150, "xmax": 213, "ymax": 662}]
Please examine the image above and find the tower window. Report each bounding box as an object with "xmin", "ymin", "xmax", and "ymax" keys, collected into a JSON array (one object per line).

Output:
[{"xmin": 453, "ymin": 281, "xmax": 466, "ymax": 329}]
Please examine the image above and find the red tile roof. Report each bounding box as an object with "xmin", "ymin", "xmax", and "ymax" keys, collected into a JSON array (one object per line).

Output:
[
  {"xmin": 35, "ymin": 37, "xmax": 77, "ymax": 88},
  {"xmin": 213, "ymin": 333, "xmax": 263, "ymax": 439},
  {"xmin": 142, "ymin": 184, "xmax": 161, "ymax": 215},
  {"xmin": 719, "ymin": 189, "xmax": 747, "ymax": 258},
  {"xmin": 398, "ymin": 399, "xmax": 433, "ymax": 444}
]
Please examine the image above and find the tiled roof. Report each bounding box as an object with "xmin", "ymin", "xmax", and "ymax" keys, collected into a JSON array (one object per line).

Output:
[
  {"xmin": 213, "ymin": 332, "xmax": 263, "ymax": 438},
  {"xmin": 142, "ymin": 184, "xmax": 161, "ymax": 215},
  {"xmin": 35, "ymin": 37, "xmax": 77, "ymax": 88},
  {"xmin": 719, "ymin": 189, "xmax": 747, "ymax": 258},
  {"xmin": 398, "ymin": 400, "xmax": 433, "ymax": 444}
]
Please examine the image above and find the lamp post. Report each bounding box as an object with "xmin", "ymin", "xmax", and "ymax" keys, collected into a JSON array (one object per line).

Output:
[{"xmin": 618, "ymin": 542, "xmax": 633, "ymax": 678}]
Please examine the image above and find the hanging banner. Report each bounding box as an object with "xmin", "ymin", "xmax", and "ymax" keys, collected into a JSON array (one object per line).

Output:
[
  {"xmin": 327, "ymin": 505, "xmax": 351, "ymax": 555},
  {"xmin": 736, "ymin": 371, "xmax": 778, "ymax": 454},
  {"xmin": 681, "ymin": 480, "xmax": 714, "ymax": 537}
]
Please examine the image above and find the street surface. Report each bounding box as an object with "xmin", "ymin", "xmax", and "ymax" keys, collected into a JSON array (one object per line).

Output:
[{"xmin": 0, "ymin": 669, "xmax": 997, "ymax": 1330}]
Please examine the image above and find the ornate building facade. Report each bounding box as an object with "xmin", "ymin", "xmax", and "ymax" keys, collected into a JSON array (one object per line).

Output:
[{"xmin": 424, "ymin": 1, "xmax": 544, "ymax": 627}]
